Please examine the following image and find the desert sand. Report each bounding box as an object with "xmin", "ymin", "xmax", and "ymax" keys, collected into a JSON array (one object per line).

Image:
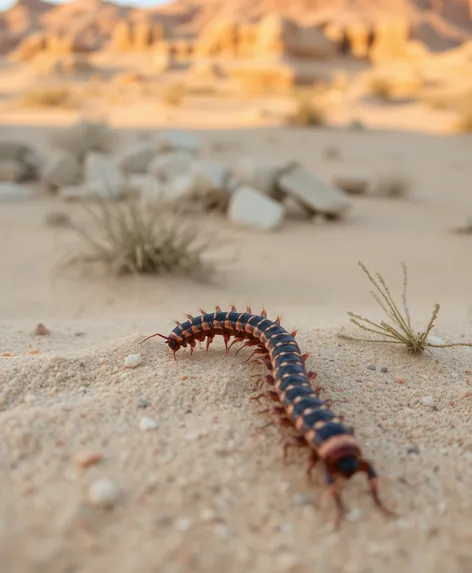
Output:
[{"xmin": 2, "ymin": 3, "xmax": 472, "ymax": 571}]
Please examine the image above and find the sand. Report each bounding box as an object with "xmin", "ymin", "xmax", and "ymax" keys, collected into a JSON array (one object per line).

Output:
[{"xmin": 2, "ymin": 86, "xmax": 472, "ymax": 572}]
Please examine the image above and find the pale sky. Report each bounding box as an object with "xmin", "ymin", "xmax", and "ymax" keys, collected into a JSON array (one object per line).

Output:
[{"xmin": 0, "ymin": 0, "xmax": 172, "ymax": 11}]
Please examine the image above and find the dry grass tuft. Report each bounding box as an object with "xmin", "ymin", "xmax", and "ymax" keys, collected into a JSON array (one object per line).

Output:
[
  {"xmin": 287, "ymin": 97, "xmax": 326, "ymax": 127},
  {"xmin": 368, "ymin": 76, "xmax": 395, "ymax": 102},
  {"xmin": 20, "ymin": 86, "xmax": 77, "ymax": 108},
  {"xmin": 339, "ymin": 261, "xmax": 472, "ymax": 354},
  {"xmin": 59, "ymin": 195, "xmax": 221, "ymax": 280},
  {"xmin": 161, "ymin": 82, "xmax": 187, "ymax": 107}
]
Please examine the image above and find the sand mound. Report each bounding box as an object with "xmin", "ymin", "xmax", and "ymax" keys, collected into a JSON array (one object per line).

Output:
[{"xmin": 1, "ymin": 317, "xmax": 472, "ymax": 572}]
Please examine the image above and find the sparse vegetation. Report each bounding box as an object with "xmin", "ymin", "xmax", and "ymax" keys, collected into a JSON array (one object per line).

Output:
[
  {"xmin": 20, "ymin": 86, "xmax": 77, "ymax": 108},
  {"xmin": 373, "ymin": 172, "xmax": 411, "ymax": 198},
  {"xmin": 368, "ymin": 76, "xmax": 394, "ymax": 102},
  {"xmin": 44, "ymin": 211, "xmax": 71, "ymax": 228},
  {"xmin": 287, "ymin": 97, "xmax": 326, "ymax": 127},
  {"xmin": 339, "ymin": 261, "xmax": 472, "ymax": 354},
  {"xmin": 60, "ymin": 196, "xmax": 219, "ymax": 280},
  {"xmin": 161, "ymin": 82, "xmax": 187, "ymax": 107}
]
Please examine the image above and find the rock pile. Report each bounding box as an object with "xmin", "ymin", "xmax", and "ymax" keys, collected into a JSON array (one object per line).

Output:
[{"xmin": 0, "ymin": 121, "xmax": 352, "ymax": 231}]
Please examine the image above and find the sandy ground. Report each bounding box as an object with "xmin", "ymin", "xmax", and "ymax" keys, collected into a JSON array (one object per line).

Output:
[{"xmin": 1, "ymin": 96, "xmax": 472, "ymax": 572}]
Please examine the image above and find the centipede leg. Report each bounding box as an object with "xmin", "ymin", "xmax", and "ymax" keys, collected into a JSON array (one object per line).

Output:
[
  {"xmin": 359, "ymin": 460, "xmax": 397, "ymax": 518},
  {"xmin": 252, "ymin": 374, "xmax": 275, "ymax": 391},
  {"xmin": 250, "ymin": 390, "xmax": 279, "ymax": 403},
  {"xmin": 283, "ymin": 436, "xmax": 307, "ymax": 462},
  {"xmin": 306, "ymin": 451, "xmax": 319, "ymax": 483},
  {"xmin": 324, "ymin": 470, "xmax": 346, "ymax": 531},
  {"xmin": 243, "ymin": 347, "xmax": 268, "ymax": 364}
]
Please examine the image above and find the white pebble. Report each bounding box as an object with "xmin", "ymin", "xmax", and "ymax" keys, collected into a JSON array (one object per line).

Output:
[
  {"xmin": 347, "ymin": 508, "xmax": 362, "ymax": 522},
  {"xmin": 176, "ymin": 517, "xmax": 192, "ymax": 532},
  {"xmin": 427, "ymin": 335, "xmax": 444, "ymax": 346},
  {"xmin": 139, "ymin": 417, "xmax": 158, "ymax": 431},
  {"xmin": 124, "ymin": 354, "xmax": 142, "ymax": 368},
  {"xmin": 88, "ymin": 478, "xmax": 120, "ymax": 507},
  {"xmin": 422, "ymin": 396, "xmax": 436, "ymax": 408}
]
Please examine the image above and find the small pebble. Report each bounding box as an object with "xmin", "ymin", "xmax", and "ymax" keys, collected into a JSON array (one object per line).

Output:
[
  {"xmin": 347, "ymin": 508, "xmax": 362, "ymax": 522},
  {"xmin": 406, "ymin": 445, "xmax": 419, "ymax": 455},
  {"xmin": 34, "ymin": 323, "xmax": 50, "ymax": 336},
  {"xmin": 28, "ymin": 349, "xmax": 39, "ymax": 355},
  {"xmin": 200, "ymin": 508, "xmax": 217, "ymax": 522},
  {"xmin": 138, "ymin": 398, "xmax": 150, "ymax": 409},
  {"xmin": 176, "ymin": 517, "xmax": 192, "ymax": 532},
  {"xmin": 293, "ymin": 492, "xmax": 311, "ymax": 506},
  {"xmin": 124, "ymin": 354, "xmax": 142, "ymax": 368},
  {"xmin": 139, "ymin": 416, "xmax": 158, "ymax": 431},
  {"xmin": 75, "ymin": 450, "xmax": 103, "ymax": 468},
  {"xmin": 427, "ymin": 335, "xmax": 444, "ymax": 346},
  {"xmin": 88, "ymin": 478, "xmax": 119, "ymax": 508},
  {"xmin": 367, "ymin": 364, "xmax": 376, "ymax": 371},
  {"xmin": 422, "ymin": 396, "xmax": 436, "ymax": 408},
  {"xmin": 381, "ymin": 366, "xmax": 388, "ymax": 373}
]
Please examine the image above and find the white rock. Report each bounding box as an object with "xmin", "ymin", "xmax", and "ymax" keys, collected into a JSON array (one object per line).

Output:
[
  {"xmin": 156, "ymin": 130, "xmax": 199, "ymax": 155},
  {"xmin": 427, "ymin": 335, "xmax": 445, "ymax": 346},
  {"xmin": 278, "ymin": 167, "xmax": 351, "ymax": 217},
  {"xmin": 176, "ymin": 517, "xmax": 192, "ymax": 532},
  {"xmin": 232, "ymin": 157, "xmax": 283, "ymax": 196},
  {"xmin": 88, "ymin": 478, "xmax": 120, "ymax": 507},
  {"xmin": 162, "ymin": 173, "xmax": 197, "ymax": 203},
  {"xmin": 115, "ymin": 143, "xmax": 157, "ymax": 174},
  {"xmin": 139, "ymin": 417, "xmax": 158, "ymax": 431},
  {"xmin": 0, "ymin": 182, "xmax": 35, "ymax": 201},
  {"xmin": 84, "ymin": 152, "xmax": 124, "ymax": 191},
  {"xmin": 124, "ymin": 354, "xmax": 143, "ymax": 368},
  {"xmin": 128, "ymin": 174, "xmax": 161, "ymax": 198},
  {"xmin": 41, "ymin": 151, "xmax": 81, "ymax": 189},
  {"xmin": 422, "ymin": 396, "xmax": 436, "ymax": 408},
  {"xmin": 148, "ymin": 151, "xmax": 194, "ymax": 182},
  {"xmin": 190, "ymin": 160, "xmax": 228, "ymax": 194},
  {"xmin": 228, "ymin": 185, "xmax": 284, "ymax": 231}
]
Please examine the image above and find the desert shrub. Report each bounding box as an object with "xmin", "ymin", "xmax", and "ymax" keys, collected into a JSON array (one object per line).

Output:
[
  {"xmin": 20, "ymin": 86, "xmax": 76, "ymax": 108},
  {"xmin": 287, "ymin": 97, "xmax": 326, "ymax": 127},
  {"xmin": 368, "ymin": 76, "xmax": 394, "ymax": 102},
  {"xmin": 162, "ymin": 82, "xmax": 186, "ymax": 106}
]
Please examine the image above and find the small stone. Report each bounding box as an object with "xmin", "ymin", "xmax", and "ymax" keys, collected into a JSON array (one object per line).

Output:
[
  {"xmin": 0, "ymin": 182, "xmax": 35, "ymax": 201},
  {"xmin": 139, "ymin": 416, "xmax": 158, "ymax": 431},
  {"xmin": 422, "ymin": 396, "xmax": 436, "ymax": 408},
  {"xmin": 138, "ymin": 398, "xmax": 150, "ymax": 408},
  {"xmin": 124, "ymin": 354, "xmax": 142, "ymax": 368},
  {"xmin": 41, "ymin": 151, "xmax": 81, "ymax": 190},
  {"xmin": 381, "ymin": 366, "xmax": 388, "ymax": 373},
  {"xmin": 347, "ymin": 508, "xmax": 362, "ymax": 522},
  {"xmin": 367, "ymin": 364, "xmax": 376, "ymax": 371},
  {"xmin": 427, "ymin": 335, "xmax": 445, "ymax": 346},
  {"xmin": 332, "ymin": 170, "xmax": 371, "ymax": 196},
  {"xmin": 115, "ymin": 142, "xmax": 156, "ymax": 174},
  {"xmin": 293, "ymin": 492, "xmax": 311, "ymax": 506},
  {"xmin": 88, "ymin": 478, "xmax": 120, "ymax": 507},
  {"xmin": 156, "ymin": 130, "xmax": 199, "ymax": 155},
  {"xmin": 176, "ymin": 517, "xmax": 192, "ymax": 532},
  {"xmin": 199, "ymin": 508, "xmax": 217, "ymax": 522},
  {"xmin": 228, "ymin": 185, "xmax": 284, "ymax": 231},
  {"xmin": 406, "ymin": 445, "xmax": 419, "ymax": 455},
  {"xmin": 34, "ymin": 323, "xmax": 50, "ymax": 336},
  {"xmin": 148, "ymin": 150, "xmax": 194, "ymax": 181},
  {"xmin": 75, "ymin": 450, "xmax": 103, "ymax": 468}
]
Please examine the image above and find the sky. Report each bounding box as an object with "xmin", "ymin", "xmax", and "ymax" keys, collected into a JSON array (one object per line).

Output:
[{"xmin": 0, "ymin": 0, "xmax": 172, "ymax": 11}]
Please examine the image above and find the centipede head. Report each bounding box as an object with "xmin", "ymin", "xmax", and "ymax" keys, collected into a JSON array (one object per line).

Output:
[
  {"xmin": 141, "ymin": 332, "xmax": 179, "ymax": 352},
  {"xmin": 322, "ymin": 435, "xmax": 363, "ymax": 480}
]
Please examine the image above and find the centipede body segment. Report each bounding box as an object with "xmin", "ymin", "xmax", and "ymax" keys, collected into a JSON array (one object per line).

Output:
[{"xmin": 143, "ymin": 305, "xmax": 395, "ymax": 527}]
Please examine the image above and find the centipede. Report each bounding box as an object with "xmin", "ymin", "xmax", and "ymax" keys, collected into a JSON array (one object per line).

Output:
[{"xmin": 142, "ymin": 304, "xmax": 396, "ymax": 527}]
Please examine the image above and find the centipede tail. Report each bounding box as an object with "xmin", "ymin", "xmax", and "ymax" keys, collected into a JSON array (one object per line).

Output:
[{"xmin": 145, "ymin": 305, "xmax": 396, "ymax": 527}]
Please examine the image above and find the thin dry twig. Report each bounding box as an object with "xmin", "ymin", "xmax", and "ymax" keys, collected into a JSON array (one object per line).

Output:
[{"xmin": 338, "ymin": 261, "xmax": 472, "ymax": 354}]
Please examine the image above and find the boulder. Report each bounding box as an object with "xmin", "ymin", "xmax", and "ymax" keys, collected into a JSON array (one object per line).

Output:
[
  {"xmin": 278, "ymin": 167, "xmax": 351, "ymax": 218},
  {"xmin": 147, "ymin": 150, "xmax": 194, "ymax": 182},
  {"xmin": 0, "ymin": 183, "xmax": 35, "ymax": 201},
  {"xmin": 41, "ymin": 151, "xmax": 81, "ymax": 190},
  {"xmin": 232, "ymin": 157, "xmax": 287, "ymax": 197},
  {"xmin": 156, "ymin": 130, "xmax": 199, "ymax": 155},
  {"xmin": 332, "ymin": 169, "xmax": 371, "ymax": 196},
  {"xmin": 115, "ymin": 143, "xmax": 157, "ymax": 174},
  {"xmin": 0, "ymin": 142, "xmax": 41, "ymax": 182},
  {"xmin": 228, "ymin": 185, "xmax": 284, "ymax": 231}
]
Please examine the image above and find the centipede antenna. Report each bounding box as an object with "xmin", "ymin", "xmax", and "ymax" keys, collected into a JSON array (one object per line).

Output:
[{"xmin": 141, "ymin": 332, "xmax": 169, "ymax": 344}]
